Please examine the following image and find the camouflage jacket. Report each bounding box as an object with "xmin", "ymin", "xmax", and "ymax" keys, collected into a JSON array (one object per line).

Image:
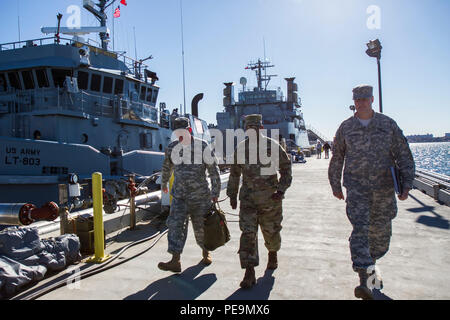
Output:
[
  {"xmin": 161, "ymin": 137, "xmax": 221, "ymax": 200},
  {"xmin": 328, "ymin": 112, "xmax": 415, "ymax": 194},
  {"xmin": 227, "ymin": 135, "xmax": 292, "ymax": 202}
]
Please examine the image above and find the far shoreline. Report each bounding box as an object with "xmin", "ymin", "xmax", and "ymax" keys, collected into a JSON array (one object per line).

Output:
[{"xmin": 408, "ymin": 141, "xmax": 450, "ymax": 144}]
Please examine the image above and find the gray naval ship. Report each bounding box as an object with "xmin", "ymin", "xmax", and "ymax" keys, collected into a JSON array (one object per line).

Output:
[
  {"xmin": 0, "ymin": 0, "xmax": 210, "ymax": 223},
  {"xmin": 215, "ymin": 59, "xmax": 311, "ymax": 155}
]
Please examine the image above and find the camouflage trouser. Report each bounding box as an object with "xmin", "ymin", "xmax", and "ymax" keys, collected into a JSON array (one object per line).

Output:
[
  {"xmin": 346, "ymin": 188, "xmax": 397, "ymax": 272},
  {"xmin": 239, "ymin": 199, "xmax": 283, "ymax": 269},
  {"xmin": 166, "ymin": 197, "xmax": 209, "ymax": 254}
]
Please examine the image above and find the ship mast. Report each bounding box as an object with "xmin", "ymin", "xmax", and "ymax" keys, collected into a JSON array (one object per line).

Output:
[
  {"xmin": 245, "ymin": 59, "xmax": 277, "ymax": 91},
  {"xmin": 83, "ymin": 0, "xmax": 113, "ymax": 51}
]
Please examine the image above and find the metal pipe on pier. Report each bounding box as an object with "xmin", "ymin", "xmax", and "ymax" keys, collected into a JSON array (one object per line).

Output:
[{"xmin": 0, "ymin": 202, "xmax": 59, "ymax": 226}]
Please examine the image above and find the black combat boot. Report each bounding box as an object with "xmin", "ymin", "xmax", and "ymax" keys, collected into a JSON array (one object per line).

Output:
[
  {"xmin": 354, "ymin": 269, "xmax": 374, "ymax": 300},
  {"xmin": 240, "ymin": 267, "xmax": 256, "ymax": 289}
]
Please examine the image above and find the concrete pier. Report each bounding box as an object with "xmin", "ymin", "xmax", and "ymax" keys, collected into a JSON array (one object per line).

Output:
[{"xmin": 28, "ymin": 157, "xmax": 450, "ymax": 300}]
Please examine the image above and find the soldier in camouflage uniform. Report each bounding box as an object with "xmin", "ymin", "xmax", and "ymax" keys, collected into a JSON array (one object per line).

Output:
[
  {"xmin": 328, "ymin": 85, "xmax": 415, "ymax": 299},
  {"xmin": 158, "ymin": 117, "xmax": 221, "ymax": 273},
  {"xmin": 227, "ymin": 114, "xmax": 292, "ymax": 289}
]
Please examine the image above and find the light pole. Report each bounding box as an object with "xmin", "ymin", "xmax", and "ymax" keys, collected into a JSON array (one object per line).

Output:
[{"xmin": 366, "ymin": 39, "xmax": 383, "ymax": 113}]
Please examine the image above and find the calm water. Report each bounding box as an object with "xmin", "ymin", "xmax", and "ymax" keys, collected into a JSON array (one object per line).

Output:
[{"xmin": 409, "ymin": 142, "xmax": 450, "ymax": 176}]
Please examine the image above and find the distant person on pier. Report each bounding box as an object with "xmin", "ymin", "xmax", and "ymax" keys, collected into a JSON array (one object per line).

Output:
[
  {"xmin": 323, "ymin": 141, "xmax": 331, "ymax": 159},
  {"xmin": 328, "ymin": 84, "xmax": 415, "ymax": 300},
  {"xmin": 316, "ymin": 140, "xmax": 323, "ymax": 159}
]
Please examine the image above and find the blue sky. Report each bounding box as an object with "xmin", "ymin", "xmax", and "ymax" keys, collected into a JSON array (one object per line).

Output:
[{"xmin": 1, "ymin": 0, "xmax": 449, "ymax": 139}]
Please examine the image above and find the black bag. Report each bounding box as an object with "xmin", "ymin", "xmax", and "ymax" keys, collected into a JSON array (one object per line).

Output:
[{"xmin": 203, "ymin": 203, "xmax": 230, "ymax": 251}]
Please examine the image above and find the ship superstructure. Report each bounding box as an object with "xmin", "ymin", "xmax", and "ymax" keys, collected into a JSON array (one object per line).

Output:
[{"xmin": 216, "ymin": 59, "xmax": 310, "ymax": 154}]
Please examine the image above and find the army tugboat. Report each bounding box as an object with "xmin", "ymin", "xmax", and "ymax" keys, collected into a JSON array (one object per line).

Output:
[{"xmin": 0, "ymin": 0, "xmax": 209, "ymax": 224}]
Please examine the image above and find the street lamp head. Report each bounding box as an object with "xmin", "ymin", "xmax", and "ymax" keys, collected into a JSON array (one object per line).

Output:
[
  {"xmin": 366, "ymin": 39, "xmax": 382, "ymax": 59},
  {"xmin": 367, "ymin": 39, "xmax": 381, "ymax": 50}
]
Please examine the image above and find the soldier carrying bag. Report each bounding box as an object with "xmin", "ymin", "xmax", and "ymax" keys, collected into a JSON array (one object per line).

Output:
[{"xmin": 203, "ymin": 202, "xmax": 230, "ymax": 251}]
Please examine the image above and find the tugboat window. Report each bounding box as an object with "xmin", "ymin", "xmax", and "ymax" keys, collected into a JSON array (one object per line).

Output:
[
  {"xmin": 114, "ymin": 79, "xmax": 124, "ymax": 94},
  {"xmin": 33, "ymin": 130, "xmax": 41, "ymax": 140},
  {"xmin": 0, "ymin": 73, "xmax": 6, "ymax": 91},
  {"xmin": 90, "ymin": 74, "xmax": 101, "ymax": 92},
  {"xmin": 51, "ymin": 69, "xmax": 71, "ymax": 88},
  {"xmin": 35, "ymin": 69, "xmax": 49, "ymax": 88},
  {"xmin": 21, "ymin": 70, "xmax": 35, "ymax": 90},
  {"xmin": 77, "ymin": 71, "xmax": 89, "ymax": 90},
  {"xmin": 7, "ymin": 72, "xmax": 21, "ymax": 90},
  {"xmin": 152, "ymin": 89, "xmax": 158, "ymax": 103},
  {"xmin": 140, "ymin": 85, "xmax": 147, "ymax": 101},
  {"xmin": 146, "ymin": 88, "xmax": 153, "ymax": 102},
  {"xmin": 140, "ymin": 132, "xmax": 153, "ymax": 148},
  {"xmin": 103, "ymin": 76, "xmax": 113, "ymax": 94}
]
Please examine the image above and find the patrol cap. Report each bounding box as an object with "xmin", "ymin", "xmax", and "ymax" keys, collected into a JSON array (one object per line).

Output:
[
  {"xmin": 352, "ymin": 85, "xmax": 373, "ymax": 100},
  {"xmin": 244, "ymin": 114, "xmax": 263, "ymax": 128},
  {"xmin": 173, "ymin": 117, "xmax": 190, "ymax": 130}
]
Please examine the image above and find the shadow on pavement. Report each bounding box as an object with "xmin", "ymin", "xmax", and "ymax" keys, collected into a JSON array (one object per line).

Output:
[
  {"xmin": 408, "ymin": 194, "xmax": 449, "ymax": 230},
  {"xmin": 124, "ymin": 263, "xmax": 216, "ymax": 300},
  {"xmin": 373, "ymin": 289, "xmax": 393, "ymax": 300},
  {"xmin": 225, "ymin": 269, "xmax": 275, "ymax": 300}
]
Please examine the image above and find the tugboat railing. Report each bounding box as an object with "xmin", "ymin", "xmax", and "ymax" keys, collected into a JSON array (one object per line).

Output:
[
  {"xmin": 0, "ymin": 36, "xmax": 100, "ymax": 51},
  {"xmin": 0, "ymin": 36, "xmax": 148, "ymax": 75},
  {"xmin": 1, "ymin": 87, "xmax": 162, "ymax": 123}
]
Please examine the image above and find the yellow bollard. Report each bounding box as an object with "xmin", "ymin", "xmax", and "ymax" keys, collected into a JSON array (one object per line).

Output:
[{"xmin": 87, "ymin": 172, "xmax": 111, "ymax": 264}]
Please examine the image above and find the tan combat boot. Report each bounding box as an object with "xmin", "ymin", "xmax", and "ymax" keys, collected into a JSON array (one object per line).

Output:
[
  {"xmin": 202, "ymin": 249, "xmax": 212, "ymax": 265},
  {"xmin": 240, "ymin": 267, "xmax": 256, "ymax": 289},
  {"xmin": 354, "ymin": 269, "xmax": 374, "ymax": 300},
  {"xmin": 267, "ymin": 251, "xmax": 278, "ymax": 270},
  {"xmin": 158, "ymin": 253, "xmax": 181, "ymax": 273}
]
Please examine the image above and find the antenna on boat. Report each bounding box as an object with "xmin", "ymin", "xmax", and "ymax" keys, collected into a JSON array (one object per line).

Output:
[
  {"xmin": 112, "ymin": 4, "xmax": 115, "ymax": 51},
  {"xmin": 263, "ymin": 37, "xmax": 266, "ymax": 61},
  {"xmin": 246, "ymin": 59, "xmax": 277, "ymax": 91},
  {"xmin": 82, "ymin": 0, "xmax": 111, "ymax": 50},
  {"xmin": 17, "ymin": 0, "xmax": 21, "ymax": 42},
  {"xmin": 263, "ymin": 37, "xmax": 267, "ymax": 83},
  {"xmin": 133, "ymin": 26, "xmax": 138, "ymax": 60},
  {"xmin": 56, "ymin": 13, "xmax": 63, "ymax": 44},
  {"xmin": 180, "ymin": 0, "xmax": 187, "ymax": 115}
]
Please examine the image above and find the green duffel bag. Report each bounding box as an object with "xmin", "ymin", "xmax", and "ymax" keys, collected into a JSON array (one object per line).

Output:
[{"xmin": 203, "ymin": 203, "xmax": 230, "ymax": 251}]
